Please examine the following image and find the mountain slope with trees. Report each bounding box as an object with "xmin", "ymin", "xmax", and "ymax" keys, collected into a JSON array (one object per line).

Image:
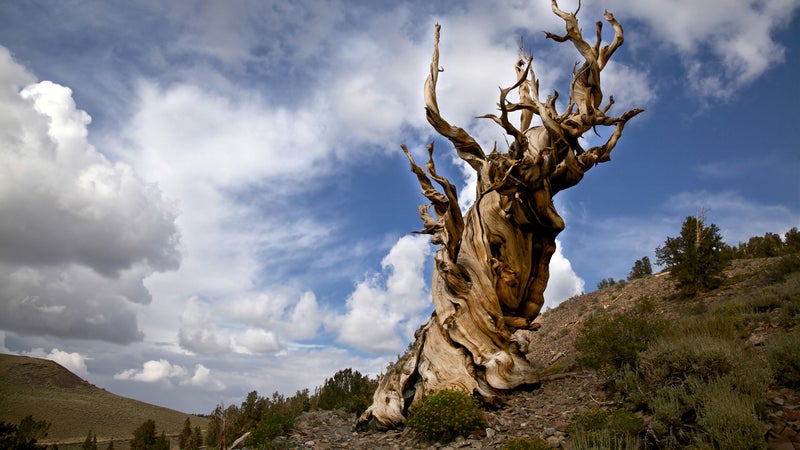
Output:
[{"xmin": 0, "ymin": 354, "xmax": 207, "ymax": 444}]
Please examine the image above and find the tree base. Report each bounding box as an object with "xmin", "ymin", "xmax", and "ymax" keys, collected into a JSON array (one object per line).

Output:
[{"xmin": 355, "ymin": 313, "xmax": 541, "ymax": 430}]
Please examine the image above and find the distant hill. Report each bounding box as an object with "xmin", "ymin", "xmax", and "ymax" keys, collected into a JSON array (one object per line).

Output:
[{"xmin": 0, "ymin": 354, "xmax": 208, "ymax": 444}]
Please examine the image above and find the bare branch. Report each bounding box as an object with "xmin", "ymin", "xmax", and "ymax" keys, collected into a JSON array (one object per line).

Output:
[
  {"xmin": 479, "ymin": 59, "xmax": 532, "ymax": 159},
  {"xmin": 598, "ymin": 11, "xmax": 624, "ymax": 69},
  {"xmin": 515, "ymin": 52, "xmax": 534, "ymax": 132},
  {"xmin": 402, "ymin": 143, "xmax": 464, "ymax": 263},
  {"xmin": 425, "ymin": 24, "xmax": 486, "ymax": 172}
]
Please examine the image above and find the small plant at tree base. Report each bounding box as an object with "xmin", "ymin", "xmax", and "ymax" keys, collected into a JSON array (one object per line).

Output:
[{"xmin": 406, "ymin": 389, "xmax": 487, "ymax": 443}]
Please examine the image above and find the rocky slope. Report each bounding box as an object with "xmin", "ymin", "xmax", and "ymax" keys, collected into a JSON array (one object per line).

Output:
[{"xmin": 278, "ymin": 258, "xmax": 799, "ymax": 449}]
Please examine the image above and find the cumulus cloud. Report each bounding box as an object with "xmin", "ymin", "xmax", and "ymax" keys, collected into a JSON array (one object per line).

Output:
[
  {"xmin": 332, "ymin": 235, "xmax": 432, "ymax": 354},
  {"xmin": 616, "ymin": 0, "xmax": 799, "ymax": 99},
  {"xmin": 183, "ymin": 364, "xmax": 225, "ymax": 391},
  {"xmin": 0, "ymin": 48, "xmax": 179, "ymax": 343},
  {"xmin": 233, "ymin": 328, "xmax": 283, "ymax": 355},
  {"xmin": 229, "ymin": 291, "xmax": 323, "ymax": 342},
  {"xmin": 114, "ymin": 359, "xmax": 186, "ymax": 384},
  {"xmin": 19, "ymin": 347, "xmax": 90, "ymax": 378},
  {"xmin": 543, "ymin": 240, "xmax": 586, "ymax": 310},
  {"xmin": 177, "ymin": 297, "xmax": 232, "ymax": 355},
  {"xmin": 0, "ymin": 78, "xmax": 179, "ymax": 275}
]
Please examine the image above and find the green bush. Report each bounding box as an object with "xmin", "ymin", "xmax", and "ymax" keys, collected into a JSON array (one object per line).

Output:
[
  {"xmin": 611, "ymin": 366, "xmax": 647, "ymax": 409},
  {"xmin": 406, "ymin": 389, "xmax": 486, "ymax": 443},
  {"xmin": 574, "ymin": 299, "xmax": 666, "ymax": 374},
  {"xmin": 766, "ymin": 333, "xmax": 800, "ymax": 387},
  {"xmin": 647, "ymin": 384, "xmax": 691, "ymax": 440},
  {"xmin": 315, "ymin": 368, "xmax": 377, "ymax": 414},
  {"xmin": 638, "ymin": 335, "xmax": 770, "ymax": 398},
  {"xmin": 671, "ymin": 305, "xmax": 746, "ymax": 340},
  {"xmin": 633, "ymin": 330, "xmax": 770, "ymax": 448},
  {"xmin": 500, "ymin": 436, "xmax": 550, "ymax": 450},
  {"xmin": 766, "ymin": 253, "xmax": 800, "ymax": 282},
  {"xmin": 571, "ymin": 430, "xmax": 641, "ymax": 450},
  {"xmin": 569, "ymin": 409, "xmax": 642, "ymax": 449},
  {"xmin": 694, "ymin": 381, "xmax": 766, "ymax": 450},
  {"xmin": 246, "ymin": 413, "xmax": 294, "ymax": 447}
]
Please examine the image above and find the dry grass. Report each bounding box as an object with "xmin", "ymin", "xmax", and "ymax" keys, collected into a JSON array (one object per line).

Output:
[{"xmin": 0, "ymin": 354, "xmax": 208, "ymax": 445}]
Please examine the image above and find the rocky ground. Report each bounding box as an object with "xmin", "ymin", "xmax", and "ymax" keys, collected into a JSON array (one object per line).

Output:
[
  {"xmin": 277, "ymin": 259, "xmax": 799, "ymax": 449},
  {"xmin": 279, "ymin": 372, "xmax": 606, "ymax": 449}
]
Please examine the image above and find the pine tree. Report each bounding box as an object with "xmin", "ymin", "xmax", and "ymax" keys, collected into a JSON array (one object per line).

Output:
[
  {"xmin": 656, "ymin": 213, "xmax": 730, "ymax": 294},
  {"xmin": 784, "ymin": 227, "xmax": 800, "ymax": 254},
  {"xmin": 178, "ymin": 418, "xmax": 191, "ymax": 450},
  {"xmin": 154, "ymin": 432, "xmax": 169, "ymax": 450},
  {"xmin": 130, "ymin": 420, "xmax": 156, "ymax": 450},
  {"xmin": 628, "ymin": 256, "xmax": 652, "ymax": 280},
  {"xmin": 205, "ymin": 406, "xmax": 222, "ymax": 448},
  {"xmin": 191, "ymin": 427, "xmax": 202, "ymax": 450},
  {"xmin": 82, "ymin": 432, "xmax": 97, "ymax": 450}
]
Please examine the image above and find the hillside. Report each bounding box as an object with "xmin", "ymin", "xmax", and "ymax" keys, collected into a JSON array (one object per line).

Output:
[
  {"xmin": 279, "ymin": 257, "xmax": 800, "ymax": 448},
  {"xmin": 0, "ymin": 354, "xmax": 208, "ymax": 444}
]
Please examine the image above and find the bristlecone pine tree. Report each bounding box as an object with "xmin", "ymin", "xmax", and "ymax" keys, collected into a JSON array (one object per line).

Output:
[
  {"xmin": 357, "ymin": 1, "xmax": 643, "ymax": 429},
  {"xmin": 656, "ymin": 214, "xmax": 730, "ymax": 294}
]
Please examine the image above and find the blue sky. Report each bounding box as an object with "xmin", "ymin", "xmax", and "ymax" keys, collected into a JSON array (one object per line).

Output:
[{"xmin": 1, "ymin": 0, "xmax": 798, "ymax": 414}]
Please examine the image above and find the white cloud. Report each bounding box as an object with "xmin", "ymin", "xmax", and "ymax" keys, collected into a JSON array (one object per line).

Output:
[
  {"xmin": 0, "ymin": 76, "xmax": 179, "ymax": 275},
  {"xmin": 179, "ymin": 290, "xmax": 322, "ymax": 356},
  {"xmin": 289, "ymin": 292, "xmax": 323, "ymax": 340},
  {"xmin": 543, "ymin": 240, "xmax": 586, "ymax": 310},
  {"xmin": 0, "ymin": 263, "xmax": 153, "ymax": 343},
  {"xmin": 178, "ymin": 297, "xmax": 232, "ymax": 355},
  {"xmin": 0, "ymin": 48, "xmax": 179, "ymax": 343},
  {"xmin": 114, "ymin": 358, "xmax": 187, "ymax": 384},
  {"xmin": 183, "ymin": 364, "xmax": 225, "ymax": 391},
  {"xmin": 233, "ymin": 328, "xmax": 282, "ymax": 355},
  {"xmin": 616, "ymin": 0, "xmax": 799, "ymax": 99},
  {"xmin": 19, "ymin": 347, "xmax": 90, "ymax": 378},
  {"xmin": 332, "ymin": 234, "xmax": 432, "ymax": 354}
]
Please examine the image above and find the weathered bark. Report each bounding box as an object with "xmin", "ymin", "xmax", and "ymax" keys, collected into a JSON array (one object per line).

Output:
[{"xmin": 357, "ymin": 1, "xmax": 642, "ymax": 430}]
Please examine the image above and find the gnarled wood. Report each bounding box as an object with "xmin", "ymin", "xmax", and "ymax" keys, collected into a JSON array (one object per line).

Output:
[{"xmin": 357, "ymin": 1, "xmax": 642, "ymax": 430}]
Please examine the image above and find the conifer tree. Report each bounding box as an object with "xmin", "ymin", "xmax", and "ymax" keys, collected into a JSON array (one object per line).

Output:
[
  {"xmin": 82, "ymin": 432, "xmax": 97, "ymax": 450},
  {"xmin": 130, "ymin": 420, "xmax": 156, "ymax": 450},
  {"xmin": 628, "ymin": 256, "xmax": 652, "ymax": 280},
  {"xmin": 178, "ymin": 418, "xmax": 191, "ymax": 450},
  {"xmin": 656, "ymin": 213, "xmax": 730, "ymax": 294}
]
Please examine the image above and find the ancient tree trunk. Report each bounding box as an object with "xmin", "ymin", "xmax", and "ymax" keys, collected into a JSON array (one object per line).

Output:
[{"xmin": 357, "ymin": 1, "xmax": 642, "ymax": 430}]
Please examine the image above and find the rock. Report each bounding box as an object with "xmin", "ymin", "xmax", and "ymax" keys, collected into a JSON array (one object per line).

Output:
[
  {"xmin": 546, "ymin": 435, "xmax": 563, "ymax": 448},
  {"xmin": 485, "ymin": 428, "xmax": 496, "ymax": 439},
  {"xmin": 768, "ymin": 438, "xmax": 794, "ymax": 450}
]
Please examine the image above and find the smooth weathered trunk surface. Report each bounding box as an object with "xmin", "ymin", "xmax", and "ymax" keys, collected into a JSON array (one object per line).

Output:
[{"xmin": 357, "ymin": 1, "xmax": 642, "ymax": 430}]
